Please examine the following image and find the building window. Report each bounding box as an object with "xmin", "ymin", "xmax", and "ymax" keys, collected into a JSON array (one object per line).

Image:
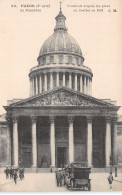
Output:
[
  {"xmin": 80, "ymin": 58, "xmax": 83, "ymax": 65},
  {"xmin": 59, "ymin": 55, "xmax": 63, "ymax": 64},
  {"xmin": 68, "ymin": 56, "xmax": 72, "ymax": 64},
  {"xmin": 50, "ymin": 56, "xmax": 54, "ymax": 64},
  {"xmin": 41, "ymin": 57, "xmax": 46, "ymax": 65},
  {"xmin": 76, "ymin": 57, "xmax": 79, "ymax": 65}
]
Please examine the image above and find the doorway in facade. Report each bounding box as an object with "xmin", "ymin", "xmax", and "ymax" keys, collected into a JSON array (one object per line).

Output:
[{"xmin": 57, "ymin": 147, "xmax": 66, "ymax": 168}]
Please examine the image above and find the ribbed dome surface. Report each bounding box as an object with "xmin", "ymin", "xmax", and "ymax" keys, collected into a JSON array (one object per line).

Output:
[{"xmin": 39, "ymin": 31, "xmax": 82, "ymax": 56}]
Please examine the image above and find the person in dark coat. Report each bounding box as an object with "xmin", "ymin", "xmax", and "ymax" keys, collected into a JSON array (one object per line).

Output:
[
  {"xmin": 4, "ymin": 167, "xmax": 9, "ymax": 179},
  {"xmin": 60, "ymin": 169, "xmax": 64, "ymax": 186},
  {"xmin": 9, "ymin": 167, "xmax": 13, "ymax": 179},
  {"xmin": 13, "ymin": 171, "xmax": 18, "ymax": 184},
  {"xmin": 56, "ymin": 170, "xmax": 62, "ymax": 187},
  {"xmin": 19, "ymin": 168, "xmax": 24, "ymax": 180},
  {"xmin": 107, "ymin": 172, "xmax": 113, "ymax": 189}
]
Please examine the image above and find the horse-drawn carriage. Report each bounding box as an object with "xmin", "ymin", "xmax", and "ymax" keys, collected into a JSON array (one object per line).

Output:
[{"xmin": 66, "ymin": 162, "xmax": 91, "ymax": 191}]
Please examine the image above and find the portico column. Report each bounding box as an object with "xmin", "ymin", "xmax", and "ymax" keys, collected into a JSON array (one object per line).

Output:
[
  {"xmin": 12, "ymin": 117, "xmax": 18, "ymax": 167},
  {"xmin": 68, "ymin": 116, "xmax": 74, "ymax": 163},
  {"xmin": 63, "ymin": 72, "xmax": 65, "ymax": 86},
  {"xmin": 75, "ymin": 73, "xmax": 77, "ymax": 91},
  {"xmin": 69, "ymin": 73, "xmax": 72, "ymax": 89},
  {"xmin": 50, "ymin": 72, "xmax": 53, "ymax": 90},
  {"xmin": 84, "ymin": 76, "xmax": 86, "ymax": 94},
  {"xmin": 87, "ymin": 116, "xmax": 93, "ymax": 167},
  {"xmin": 113, "ymin": 117, "xmax": 118, "ymax": 166},
  {"xmin": 80, "ymin": 75, "xmax": 83, "ymax": 93},
  {"xmin": 39, "ymin": 75, "xmax": 42, "ymax": 93},
  {"xmin": 31, "ymin": 116, "xmax": 37, "ymax": 167},
  {"xmin": 44, "ymin": 73, "xmax": 47, "ymax": 91},
  {"xmin": 56, "ymin": 72, "xmax": 59, "ymax": 87},
  {"xmin": 6, "ymin": 117, "xmax": 11, "ymax": 166},
  {"xmin": 105, "ymin": 117, "xmax": 111, "ymax": 167},
  {"xmin": 49, "ymin": 116, "xmax": 55, "ymax": 167}
]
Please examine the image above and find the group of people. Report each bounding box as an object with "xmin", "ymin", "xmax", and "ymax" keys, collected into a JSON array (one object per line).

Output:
[
  {"xmin": 55, "ymin": 167, "xmax": 114, "ymax": 190},
  {"xmin": 55, "ymin": 168, "xmax": 69, "ymax": 187},
  {"xmin": 4, "ymin": 167, "xmax": 24, "ymax": 184}
]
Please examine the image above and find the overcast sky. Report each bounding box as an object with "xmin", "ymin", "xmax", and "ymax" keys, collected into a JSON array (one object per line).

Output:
[{"xmin": 0, "ymin": 0, "xmax": 122, "ymax": 115}]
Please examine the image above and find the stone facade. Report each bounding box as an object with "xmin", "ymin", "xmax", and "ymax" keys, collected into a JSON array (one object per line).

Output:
[{"xmin": 0, "ymin": 8, "xmax": 121, "ymax": 169}]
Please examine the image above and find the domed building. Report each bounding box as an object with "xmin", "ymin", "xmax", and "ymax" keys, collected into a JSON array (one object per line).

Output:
[{"xmin": 0, "ymin": 8, "xmax": 120, "ymax": 170}]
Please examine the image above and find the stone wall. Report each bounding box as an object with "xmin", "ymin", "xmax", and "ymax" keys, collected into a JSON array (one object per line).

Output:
[{"xmin": 0, "ymin": 123, "xmax": 11, "ymax": 167}]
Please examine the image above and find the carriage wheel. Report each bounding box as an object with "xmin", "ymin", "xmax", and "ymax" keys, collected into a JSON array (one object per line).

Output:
[{"xmin": 71, "ymin": 180, "xmax": 74, "ymax": 190}]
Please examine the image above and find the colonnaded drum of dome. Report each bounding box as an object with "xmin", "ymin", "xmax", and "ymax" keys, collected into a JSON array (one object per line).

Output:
[{"xmin": 29, "ymin": 9, "xmax": 93, "ymax": 97}]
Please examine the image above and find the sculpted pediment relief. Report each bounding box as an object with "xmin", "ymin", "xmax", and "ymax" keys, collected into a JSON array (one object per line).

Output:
[{"xmin": 11, "ymin": 89, "xmax": 111, "ymax": 107}]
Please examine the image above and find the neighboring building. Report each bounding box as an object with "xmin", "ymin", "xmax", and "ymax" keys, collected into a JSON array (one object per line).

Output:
[{"xmin": 0, "ymin": 8, "xmax": 121, "ymax": 169}]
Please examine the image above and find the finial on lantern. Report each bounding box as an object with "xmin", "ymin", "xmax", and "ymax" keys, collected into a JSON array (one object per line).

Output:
[{"xmin": 60, "ymin": 1, "xmax": 62, "ymax": 11}]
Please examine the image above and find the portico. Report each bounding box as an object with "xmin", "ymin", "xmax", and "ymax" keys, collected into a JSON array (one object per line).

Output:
[{"xmin": 5, "ymin": 87, "xmax": 119, "ymax": 169}]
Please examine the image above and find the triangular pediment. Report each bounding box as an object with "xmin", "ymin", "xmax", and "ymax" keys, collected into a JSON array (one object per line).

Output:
[{"xmin": 10, "ymin": 87, "xmax": 115, "ymax": 108}]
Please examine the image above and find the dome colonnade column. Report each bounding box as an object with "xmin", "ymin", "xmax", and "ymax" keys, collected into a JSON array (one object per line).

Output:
[{"xmin": 30, "ymin": 72, "xmax": 92, "ymax": 96}]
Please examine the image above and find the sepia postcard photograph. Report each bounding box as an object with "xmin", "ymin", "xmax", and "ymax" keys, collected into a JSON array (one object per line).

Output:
[{"xmin": 0, "ymin": 0, "xmax": 122, "ymax": 192}]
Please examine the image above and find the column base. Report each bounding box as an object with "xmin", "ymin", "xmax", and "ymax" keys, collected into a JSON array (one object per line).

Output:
[
  {"xmin": 31, "ymin": 165, "xmax": 37, "ymax": 168},
  {"xmin": 50, "ymin": 165, "xmax": 55, "ymax": 168},
  {"xmin": 50, "ymin": 165, "xmax": 56, "ymax": 173},
  {"xmin": 31, "ymin": 166, "xmax": 37, "ymax": 173},
  {"xmin": 105, "ymin": 165, "xmax": 113, "ymax": 173},
  {"xmin": 12, "ymin": 165, "xmax": 19, "ymax": 168},
  {"xmin": 88, "ymin": 165, "xmax": 93, "ymax": 168},
  {"xmin": 105, "ymin": 165, "xmax": 111, "ymax": 168}
]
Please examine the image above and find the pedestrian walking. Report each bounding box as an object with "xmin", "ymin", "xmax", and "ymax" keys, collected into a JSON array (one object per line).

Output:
[
  {"xmin": 107, "ymin": 172, "xmax": 113, "ymax": 189},
  {"xmin": 19, "ymin": 168, "xmax": 24, "ymax": 180},
  {"xmin": 9, "ymin": 167, "xmax": 13, "ymax": 179},
  {"xmin": 4, "ymin": 167, "xmax": 9, "ymax": 179},
  {"xmin": 56, "ymin": 170, "xmax": 62, "ymax": 187},
  {"xmin": 13, "ymin": 171, "xmax": 18, "ymax": 184},
  {"xmin": 60, "ymin": 169, "xmax": 64, "ymax": 186}
]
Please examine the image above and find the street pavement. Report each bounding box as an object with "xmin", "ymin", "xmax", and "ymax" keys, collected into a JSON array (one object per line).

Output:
[{"xmin": 0, "ymin": 172, "xmax": 122, "ymax": 192}]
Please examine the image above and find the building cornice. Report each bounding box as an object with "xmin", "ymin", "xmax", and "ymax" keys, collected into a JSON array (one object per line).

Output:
[{"xmin": 29, "ymin": 65, "xmax": 93, "ymax": 78}]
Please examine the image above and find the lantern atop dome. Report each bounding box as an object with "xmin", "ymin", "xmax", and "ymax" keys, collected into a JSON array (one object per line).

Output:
[{"xmin": 54, "ymin": 2, "xmax": 67, "ymax": 32}]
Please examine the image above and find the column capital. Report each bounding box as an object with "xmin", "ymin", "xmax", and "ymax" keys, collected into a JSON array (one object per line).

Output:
[
  {"xmin": 87, "ymin": 116, "xmax": 93, "ymax": 123},
  {"xmin": 105, "ymin": 116, "xmax": 111, "ymax": 123},
  {"xmin": 31, "ymin": 116, "xmax": 37, "ymax": 124},
  {"xmin": 44, "ymin": 72, "xmax": 47, "ymax": 75},
  {"xmin": 49, "ymin": 116, "xmax": 55, "ymax": 123},
  {"xmin": 12, "ymin": 116, "xmax": 18, "ymax": 123},
  {"xmin": 112, "ymin": 117, "xmax": 118, "ymax": 123},
  {"xmin": 68, "ymin": 116, "xmax": 74, "ymax": 123},
  {"xmin": 6, "ymin": 116, "xmax": 11, "ymax": 123}
]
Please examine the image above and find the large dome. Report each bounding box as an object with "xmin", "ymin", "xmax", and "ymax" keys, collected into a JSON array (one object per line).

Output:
[
  {"xmin": 39, "ymin": 31, "xmax": 82, "ymax": 56},
  {"xmin": 29, "ymin": 9, "xmax": 93, "ymax": 98},
  {"xmin": 38, "ymin": 10, "xmax": 83, "ymax": 59}
]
